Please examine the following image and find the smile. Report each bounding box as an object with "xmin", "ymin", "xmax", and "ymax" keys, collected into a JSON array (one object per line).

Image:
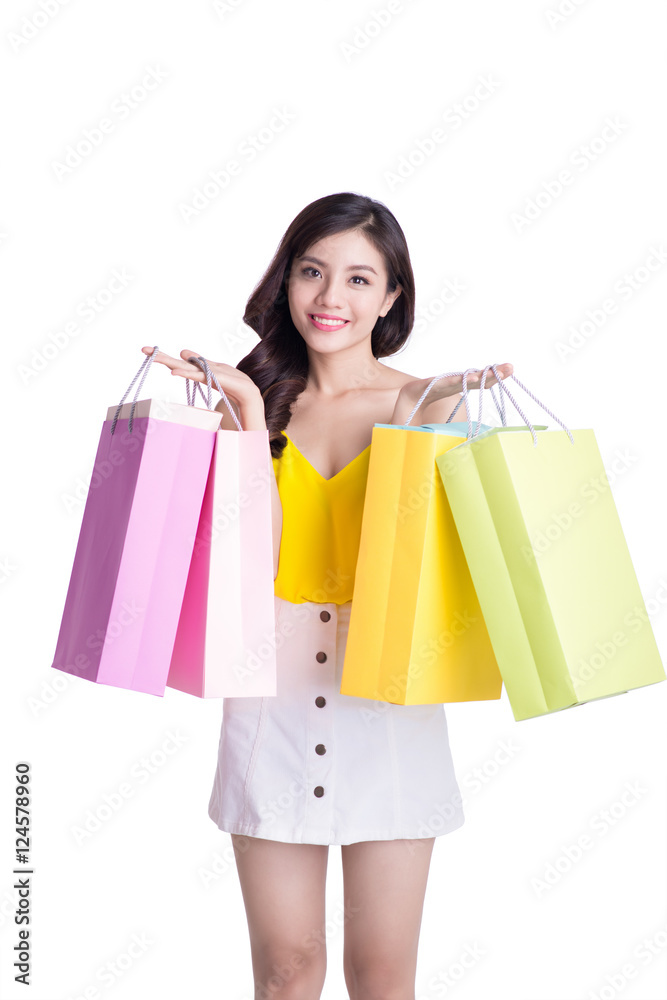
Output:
[{"xmin": 309, "ymin": 314, "xmax": 350, "ymax": 330}]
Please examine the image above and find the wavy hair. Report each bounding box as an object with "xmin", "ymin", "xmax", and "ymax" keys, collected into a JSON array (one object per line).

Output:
[{"xmin": 236, "ymin": 191, "xmax": 416, "ymax": 459}]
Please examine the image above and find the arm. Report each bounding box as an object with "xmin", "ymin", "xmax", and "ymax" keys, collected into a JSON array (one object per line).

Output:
[
  {"xmin": 389, "ymin": 384, "xmax": 463, "ymax": 426},
  {"xmin": 390, "ymin": 364, "xmax": 514, "ymax": 427},
  {"xmin": 215, "ymin": 390, "xmax": 283, "ymax": 581}
]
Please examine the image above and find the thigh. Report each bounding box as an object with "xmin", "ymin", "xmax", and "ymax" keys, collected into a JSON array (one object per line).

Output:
[
  {"xmin": 341, "ymin": 838, "xmax": 435, "ymax": 982},
  {"xmin": 231, "ymin": 834, "xmax": 330, "ymax": 991}
]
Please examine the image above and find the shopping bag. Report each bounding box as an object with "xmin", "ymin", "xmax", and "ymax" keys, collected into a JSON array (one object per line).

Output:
[
  {"xmin": 166, "ymin": 357, "xmax": 277, "ymax": 698},
  {"xmin": 339, "ymin": 369, "xmax": 505, "ymax": 706},
  {"xmin": 50, "ymin": 347, "xmax": 222, "ymax": 696},
  {"xmin": 437, "ymin": 365, "xmax": 666, "ymax": 721}
]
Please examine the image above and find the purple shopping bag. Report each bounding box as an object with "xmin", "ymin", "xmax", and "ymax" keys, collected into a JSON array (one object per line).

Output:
[{"xmin": 50, "ymin": 347, "xmax": 222, "ymax": 696}]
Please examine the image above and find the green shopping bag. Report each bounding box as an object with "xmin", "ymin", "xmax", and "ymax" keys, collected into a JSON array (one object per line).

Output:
[{"xmin": 436, "ymin": 366, "xmax": 665, "ymax": 722}]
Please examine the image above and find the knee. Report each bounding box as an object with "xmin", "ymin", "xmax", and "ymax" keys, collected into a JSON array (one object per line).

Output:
[
  {"xmin": 345, "ymin": 962, "xmax": 414, "ymax": 1000},
  {"xmin": 254, "ymin": 949, "xmax": 326, "ymax": 999}
]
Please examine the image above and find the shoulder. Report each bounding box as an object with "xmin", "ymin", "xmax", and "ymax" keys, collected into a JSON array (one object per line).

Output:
[
  {"xmin": 380, "ymin": 365, "xmax": 463, "ymax": 423},
  {"xmin": 373, "ymin": 365, "xmax": 419, "ymax": 390}
]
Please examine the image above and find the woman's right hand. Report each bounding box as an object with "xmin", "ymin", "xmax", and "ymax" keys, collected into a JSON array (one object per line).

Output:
[{"xmin": 140, "ymin": 346, "xmax": 261, "ymax": 411}]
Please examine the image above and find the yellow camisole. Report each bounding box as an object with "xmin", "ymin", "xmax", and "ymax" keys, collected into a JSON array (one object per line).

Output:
[{"xmin": 271, "ymin": 434, "xmax": 371, "ymax": 605}]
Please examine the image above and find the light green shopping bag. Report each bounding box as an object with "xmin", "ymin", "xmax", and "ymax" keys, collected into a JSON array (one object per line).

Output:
[{"xmin": 436, "ymin": 368, "xmax": 665, "ymax": 722}]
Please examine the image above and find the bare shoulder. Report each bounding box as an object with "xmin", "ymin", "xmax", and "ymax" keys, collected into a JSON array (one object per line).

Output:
[{"xmin": 371, "ymin": 364, "xmax": 419, "ymax": 391}]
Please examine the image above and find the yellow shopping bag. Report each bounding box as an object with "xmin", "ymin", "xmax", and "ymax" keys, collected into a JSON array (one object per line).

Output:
[{"xmin": 340, "ymin": 407, "xmax": 504, "ymax": 706}]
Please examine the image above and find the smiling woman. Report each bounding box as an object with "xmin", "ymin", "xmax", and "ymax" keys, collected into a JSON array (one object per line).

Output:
[{"xmin": 145, "ymin": 191, "xmax": 511, "ymax": 998}]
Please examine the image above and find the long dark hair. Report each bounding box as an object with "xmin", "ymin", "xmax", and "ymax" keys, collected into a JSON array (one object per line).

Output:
[{"xmin": 236, "ymin": 191, "xmax": 416, "ymax": 459}]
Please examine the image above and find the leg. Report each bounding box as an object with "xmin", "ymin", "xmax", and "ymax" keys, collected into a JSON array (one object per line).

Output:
[
  {"xmin": 341, "ymin": 837, "xmax": 436, "ymax": 1000},
  {"xmin": 231, "ymin": 833, "xmax": 329, "ymax": 999}
]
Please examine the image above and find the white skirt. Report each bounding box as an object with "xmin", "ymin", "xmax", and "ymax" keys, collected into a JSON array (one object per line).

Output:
[{"xmin": 208, "ymin": 596, "xmax": 466, "ymax": 846}]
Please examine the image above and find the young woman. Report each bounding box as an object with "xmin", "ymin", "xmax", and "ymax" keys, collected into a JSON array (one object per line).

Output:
[{"xmin": 143, "ymin": 191, "xmax": 512, "ymax": 999}]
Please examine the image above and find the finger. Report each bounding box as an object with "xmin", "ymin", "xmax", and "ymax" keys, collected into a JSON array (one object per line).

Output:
[
  {"xmin": 171, "ymin": 369, "xmax": 204, "ymax": 379},
  {"xmin": 478, "ymin": 363, "xmax": 513, "ymax": 386},
  {"xmin": 140, "ymin": 347, "xmax": 203, "ymax": 374},
  {"xmin": 180, "ymin": 348, "xmax": 214, "ymax": 365}
]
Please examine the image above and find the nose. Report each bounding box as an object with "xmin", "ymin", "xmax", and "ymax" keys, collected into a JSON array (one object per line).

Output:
[{"xmin": 313, "ymin": 275, "xmax": 346, "ymax": 309}]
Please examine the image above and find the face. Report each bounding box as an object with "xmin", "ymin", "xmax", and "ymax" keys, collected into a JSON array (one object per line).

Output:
[{"xmin": 286, "ymin": 229, "xmax": 402, "ymax": 352}]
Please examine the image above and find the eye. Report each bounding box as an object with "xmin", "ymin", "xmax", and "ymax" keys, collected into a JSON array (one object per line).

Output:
[{"xmin": 300, "ymin": 267, "xmax": 370, "ymax": 285}]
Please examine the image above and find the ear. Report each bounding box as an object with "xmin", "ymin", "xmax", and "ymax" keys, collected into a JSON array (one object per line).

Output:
[{"xmin": 379, "ymin": 283, "xmax": 403, "ymax": 317}]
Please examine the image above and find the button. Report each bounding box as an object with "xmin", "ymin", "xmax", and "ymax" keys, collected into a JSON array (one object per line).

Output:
[
  {"xmin": 320, "ymin": 610, "xmax": 331, "ymax": 622},
  {"xmin": 315, "ymin": 744, "xmax": 326, "ymax": 755},
  {"xmin": 315, "ymin": 696, "xmax": 326, "ymax": 707},
  {"xmin": 314, "ymin": 786, "xmax": 324, "ymax": 797},
  {"xmin": 316, "ymin": 651, "xmax": 327, "ymax": 663}
]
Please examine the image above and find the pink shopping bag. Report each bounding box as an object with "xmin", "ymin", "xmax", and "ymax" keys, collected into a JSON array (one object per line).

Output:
[
  {"xmin": 50, "ymin": 347, "xmax": 222, "ymax": 696},
  {"xmin": 167, "ymin": 357, "xmax": 277, "ymax": 698}
]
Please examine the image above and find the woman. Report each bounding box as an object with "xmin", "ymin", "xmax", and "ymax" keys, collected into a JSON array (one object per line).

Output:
[{"xmin": 143, "ymin": 191, "xmax": 511, "ymax": 999}]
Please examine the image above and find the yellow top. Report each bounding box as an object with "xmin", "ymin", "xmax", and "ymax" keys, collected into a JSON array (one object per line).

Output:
[{"xmin": 272, "ymin": 434, "xmax": 371, "ymax": 604}]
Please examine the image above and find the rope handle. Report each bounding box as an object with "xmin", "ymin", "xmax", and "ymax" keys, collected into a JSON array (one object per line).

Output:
[
  {"xmin": 184, "ymin": 355, "xmax": 243, "ymax": 431},
  {"xmin": 110, "ymin": 346, "xmax": 243, "ymax": 434},
  {"xmin": 404, "ymin": 365, "xmax": 574, "ymax": 447},
  {"xmin": 110, "ymin": 345, "xmax": 159, "ymax": 435}
]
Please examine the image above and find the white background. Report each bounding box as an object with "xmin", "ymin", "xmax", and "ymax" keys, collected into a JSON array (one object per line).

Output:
[{"xmin": 1, "ymin": 0, "xmax": 666, "ymax": 998}]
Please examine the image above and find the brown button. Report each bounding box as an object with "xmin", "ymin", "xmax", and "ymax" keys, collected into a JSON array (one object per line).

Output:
[
  {"xmin": 315, "ymin": 696, "xmax": 326, "ymax": 707},
  {"xmin": 315, "ymin": 744, "xmax": 326, "ymax": 755},
  {"xmin": 315, "ymin": 651, "xmax": 327, "ymax": 663},
  {"xmin": 314, "ymin": 786, "xmax": 324, "ymax": 797},
  {"xmin": 320, "ymin": 610, "xmax": 331, "ymax": 622}
]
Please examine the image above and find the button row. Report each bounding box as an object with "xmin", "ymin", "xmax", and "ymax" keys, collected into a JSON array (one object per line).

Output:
[{"xmin": 314, "ymin": 608, "xmax": 331, "ymax": 797}]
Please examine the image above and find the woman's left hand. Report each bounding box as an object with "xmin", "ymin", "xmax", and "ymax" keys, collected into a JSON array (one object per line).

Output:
[{"xmin": 400, "ymin": 363, "xmax": 514, "ymax": 410}]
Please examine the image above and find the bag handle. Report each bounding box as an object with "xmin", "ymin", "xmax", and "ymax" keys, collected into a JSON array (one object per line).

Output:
[
  {"xmin": 184, "ymin": 354, "xmax": 243, "ymax": 431},
  {"xmin": 446, "ymin": 369, "xmax": 507, "ymax": 430},
  {"xmin": 110, "ymin": 346, "xmax": 243, "ymax": 435},
  {"xmin": 404, "ymin": 365, "xmax": 574, "ymax": 447},
  {"xmin": 110, "ymin": 345, "xmax": 160, "ymax": 435},
  {"xmin": 404, "ymin": 367, "xmax": 503, "ymax": 438}
]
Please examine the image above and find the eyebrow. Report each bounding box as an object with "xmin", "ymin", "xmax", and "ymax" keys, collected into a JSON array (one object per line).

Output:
[{"xmin": 296, "ymin": 255, "xmax": 378, "ymax": 276}]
